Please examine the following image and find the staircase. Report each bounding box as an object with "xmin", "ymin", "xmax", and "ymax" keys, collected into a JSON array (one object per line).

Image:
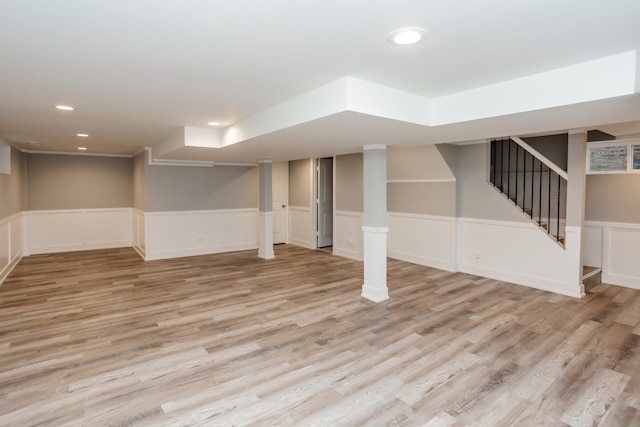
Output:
[{"xmin": 489, "ymin": 137, "xmax": 567, "ymax": 247}]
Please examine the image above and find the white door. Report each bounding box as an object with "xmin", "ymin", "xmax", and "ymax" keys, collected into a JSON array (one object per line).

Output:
[
  {"xmin": 272, "ymin": 161, "xmax": 289, "ymax": 244},
  {"xmin": 317, "ymin": 158, "xmax": 333, "ymax": 248}
]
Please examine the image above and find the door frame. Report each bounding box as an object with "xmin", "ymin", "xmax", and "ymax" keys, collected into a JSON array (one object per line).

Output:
[
  {"xmin": 313, "ymin": 156, "xmax": 335, "ymax": 250},
  {"xmin": 272, "ymin": 161, "xmax": 289, "ymax": 245}
]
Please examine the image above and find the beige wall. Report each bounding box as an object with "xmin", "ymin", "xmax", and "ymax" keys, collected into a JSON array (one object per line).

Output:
[
  {"xmin": 145, "ymin": 162, "xmax": 257, "ymax": 212},
  {"xmin": 387, "ymin": 145, "xmax": 456, "ymax": 216},
  {"xmin": 388, "ymin": 182, "xmax": 456, "ymax": 216},
  {"xmin": 388, "ymin": 145, "xmax": 455, "ymax": 181},
  {"xmin": 132, "ymin": 151, "xmax": 146, "ymax": 211},
  {"xmin": 0, "ymin": 147, "xmax": 24, "ymax": 218},
  {"xmin": 289, "ymin": 159, "xmax": 311, "ymax": 208},
  {"xmin": 586, "ymin": 174, "xmax": 640, "ymax": 223},
  {"xmin": 457, "ymin": 143, "xmax": 528, "ymax": 222},
  {"xmin": 335, "ymin": 153, "xmax": 363, "ymax": 212},
  {"xmin": 27, "ymin": 153, "xmax": 133, "ymax": 210}
]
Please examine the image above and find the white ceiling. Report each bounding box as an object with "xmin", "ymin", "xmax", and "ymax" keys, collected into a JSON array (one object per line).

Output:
[{"xmin": 1, "ymin": 0, "xmax": 639, "ymax": 164}]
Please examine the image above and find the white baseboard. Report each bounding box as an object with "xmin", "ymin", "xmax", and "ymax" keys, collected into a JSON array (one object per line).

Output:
[{"xmin": 458, "ymin": 262, "xmax": 583, "ymax": 298}]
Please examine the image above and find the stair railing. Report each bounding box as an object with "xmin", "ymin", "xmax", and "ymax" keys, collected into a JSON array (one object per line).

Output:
[{"xmin": 490, "ymin": 137, "xmax": 567, "ymax": 247}]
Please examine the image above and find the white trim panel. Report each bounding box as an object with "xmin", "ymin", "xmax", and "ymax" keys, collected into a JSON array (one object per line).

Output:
[
  {"xmin": 27, "ymin": 208, "xmax": 133, "ymax": 255},
  {"xmin": 585, "ymin": 221, "xmax": 640, "ymax": 290},
  {"xmin": 289, "ymin": 206, "xmax": 313, "ymax": 249},
  {"xmin": 145, "ymin": 208, "xmax": 258, "ymax": 261},
  {"xmin": 387, "ymin": 212, "xmax": 456, "ymax": 272},
  {"xmin": 0, "ymin": 213, "xmax": 23, "ymax": 284},
  {"xmin": 132, "ymin": 209, "xmax": 146, "ymax": 259},
  {"xmin": 333, "ymin": 210, "xmax": 363, "ymax": 261},
  {"xmin": 458, "ymin": 217, "xmax": 582, "ymax": 298}
]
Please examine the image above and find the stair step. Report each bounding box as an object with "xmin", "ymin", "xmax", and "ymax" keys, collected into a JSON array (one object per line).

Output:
[{"xmin": 583, "ymin": 266, "xmax": 602, "ymax": 292}]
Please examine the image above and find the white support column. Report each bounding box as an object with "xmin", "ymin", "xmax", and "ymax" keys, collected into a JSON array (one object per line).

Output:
[
  {"xmin": 566, "ymin": 130, "xmax": 587, "ymax": 297},
  {"xmin": 258, "ymin": 159, "xmax": 274, "ymax": 259},
  {"xmin": 361, "ymin": 145, "xmax": 389, "ymax": 302}
]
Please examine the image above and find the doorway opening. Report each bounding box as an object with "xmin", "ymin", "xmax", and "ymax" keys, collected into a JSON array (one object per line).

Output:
[{"xmin": 315, "ymin": 157, "xmax": 333, "ymax": 251}]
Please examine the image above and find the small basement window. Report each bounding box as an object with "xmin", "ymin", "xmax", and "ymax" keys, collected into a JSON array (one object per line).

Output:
[{"xmin": 587, "ymin": 139, "xmax": 640, "ymax": 174}]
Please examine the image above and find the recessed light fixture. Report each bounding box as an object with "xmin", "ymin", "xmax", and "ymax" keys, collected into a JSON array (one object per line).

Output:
[
  {"xmin": 55, "ymin": 105, "xmax": 75, "ymax": 111},
  {"xmin": 77, "ymin": 133, "xmax": 89, "ymax": 137},
  {"xmin": 77, "ymin": 146, "xmax": 88, "ymax": 151},
  {"xmin": 388, "ymin": 27, "xmax": 427, "ymax": 46},
  {"xmin": 207, "ymin": 121, "xmax": 221, "ymax": 126}
]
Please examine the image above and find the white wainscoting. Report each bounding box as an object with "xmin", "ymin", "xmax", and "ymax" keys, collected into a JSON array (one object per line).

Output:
[
  {"xmin": 288, "ymin": 206, "xmax": 313, "ymax": 249},
  {"xmin": 27, "ymin": 208, "xmax": 132, "ymax": 255},
  {"xmin": 333, "ymin": 211, "xmax": 363, "ymax": 261},
  {"xmin": 585, "ymin": 221, "xmax": 640, "ymax": 290},
  {"xmin": 144, "ymin": 208, "xmax": 258, "ymax": 261},
  {"xmin": 583, "ymin": 223, "xmax": 603, "ymax": 268},
  {"xmin": 458, "ymin": 217, "xmax": 583, "ymax": 298},
  {"xmin": 387, "ymin": 212, "xmax": 456, "ymax": 272},
  {"xmin": 132, "ymin": 209, "xmax": 146, "ymax": 259},
  {"xmin": 0, "ymin": 213, "xmax": 23, "ymax": 285}
]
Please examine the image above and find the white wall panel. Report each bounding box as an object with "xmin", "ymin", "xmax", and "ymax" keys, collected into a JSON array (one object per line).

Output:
[
  {"xmin": 0, "ymin": 221, "xmax": 9, "ymax": 279},
  {"xmin": 603, "ymin": 224, "xmax": 640, "ymax": 289},
  {"xmin": 85, "ymin": 209, "xmax": 132, "ymax": 249},
  {"xmin": 583, "ymin": 224, "xmax": 603, "ymax": 268},
  {"xmin": 209, "ymin": 210, "xmax": 257, "ymax": 251},
  {"xmin": 147, "ymin": 212, "xmax": 209, "ymax": 259},
  {"xmin": 333, "ymin": 211, "xmax": 362, "ymax": 260},
  {"xmin": 132, "ymin": 209, "xmax": 146, "ymax": 258},
  {"xmin": 0, "ymin": 214, "xmax": 25, "ymax": 285},
  {"xmin": 29, "ymin": 211, "xmax": 84, "ymax": 254},
  {"xmin": 388, "ymin": 212, "xmax": 456, "ymax": 271},
  {"xmin": 144, "ymin": 209, "xmax": 258, "ymax": 261},
  {"xmin": 458, "ymin": 218, "xmax": 582, "ymax": 297},
  {"xmin": 289, "ymin": 207, "xmax": 313, "ymax": 248},
  {"xmin": 10, "ymin": 215, "xmax": 22, "ymax": 262},
  {"xmin": 27, "ymin": 209, "xmax": 132, "ymax": 255}
]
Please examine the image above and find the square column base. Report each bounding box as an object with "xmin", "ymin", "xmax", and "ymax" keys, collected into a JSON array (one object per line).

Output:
[
  {"xmin": 258, "ymin": 211, "xmax": 274, "ymax": 259},
  {"xmin": 361, "ymin": 226, "xmax": 388, "ymax": 302}
]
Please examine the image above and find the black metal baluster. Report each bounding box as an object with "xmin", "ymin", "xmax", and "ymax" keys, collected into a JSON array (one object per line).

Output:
[
  {"xmin": 547, "ymin": 166, "xmax": 551, "ymax": 234},
  {"xmin": 557, "ymin": 173, "xmax": 561, "ymax": 242},
  {"xmin": 490, "ymin": 141, "xmax": 495, "ymax": 185},
  {"xmin": 515, "ymin": 142, "xmax": 519, "ymax": 206},
  {"xmin": 538, "ymin": 159, "xmax": 542, "ymax": 226},
  {"xmin": 507, "ymin": 139, "xmax": 511, "ymax": 198},
  {"xmin": 523, "ymin": 149, "xmax": 527, "ymax": 213}
]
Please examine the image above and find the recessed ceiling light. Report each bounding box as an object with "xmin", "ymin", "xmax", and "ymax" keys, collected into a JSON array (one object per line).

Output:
[
  {"xmin": 77, "ymin": 146, "xmax": 87, "ymax": 151},
  {"xmin": 388, "ymin": 27, "xmax": 427, "ymax": 46},
  {"xmin": 55, "ymin": 105, "xmax": 75, "ymax": 111},
  {"xmin": 207, "ymin": 121, "xmax": 221, "ymax": 126},
  {"xmin": 77, "ymin": 133, "xmax": 89, "ymax": 137}
]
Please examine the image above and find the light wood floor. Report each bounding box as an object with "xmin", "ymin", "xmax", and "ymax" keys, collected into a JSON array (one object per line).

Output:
[{"xmin": 1, "ymin": 245, "xmax": 639, "ymax": 426}]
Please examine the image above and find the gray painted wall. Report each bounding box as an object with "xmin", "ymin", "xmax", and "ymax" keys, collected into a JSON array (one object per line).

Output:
[
  {"xmin": 586, "ymin": 174, "xmax": 640, "ymax": 223},
  {"xmin": 145, "ymin": 162, "xmax": 257, "ymax": 212},
  {"xmin": 0, "ymin": 147, "xmax": 24, "ymax": 218},
  {"xmin": 335, "ymin": 153, "xmax": 363, "ymax": 212},
  {"xmin": 27, "ymin": 153, "xmax": 133, "ymax": 210},
  {"xmin": 289, "ymin": 159, "xmax": 311, "ymax": 208}
]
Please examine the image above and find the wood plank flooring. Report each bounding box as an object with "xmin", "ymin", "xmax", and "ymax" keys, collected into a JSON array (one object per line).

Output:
[{"xmin": 1, "ymin": 245, "xmax": 639, "ymax": 426}]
